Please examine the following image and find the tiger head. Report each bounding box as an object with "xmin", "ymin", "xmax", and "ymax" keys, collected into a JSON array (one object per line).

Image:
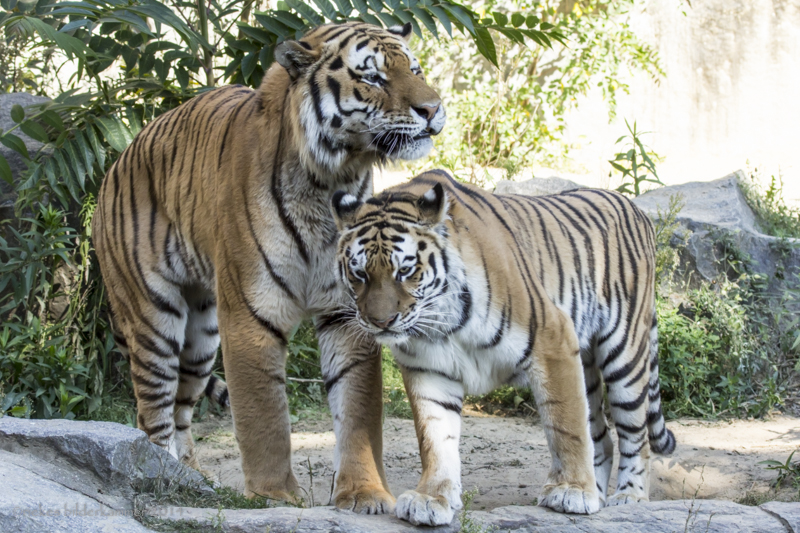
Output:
[
  {"xmin": 273, "ymin": 22, "xmax": 445, "ymax": 174},
  {"xmin": 332, "ymin": 176, "xmax": 458, "ymax": 343}
]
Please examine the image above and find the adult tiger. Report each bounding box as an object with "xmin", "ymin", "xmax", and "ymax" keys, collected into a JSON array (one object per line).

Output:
[
  {"xmin": 332, "ymin": 170, "xmax": 676, "ymax": 525},
  {"xmin": 92, "ymin": 21, "xmax": 445, "ymax": 512}
]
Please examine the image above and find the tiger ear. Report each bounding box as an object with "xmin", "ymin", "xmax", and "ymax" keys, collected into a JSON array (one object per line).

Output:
[
  {"xmin": 387, "ymin": 22, "xmax": 414, "ymax": 43},
  {"xmin": 331, "ymin": 191, "xmax": 362, "ymax": 231},
  {"xmin": 417, "ymin": 183, "xmax": 447, "ymax": 225},
  {"xmin": 275, "ymin": 40, "xmax": 318, "ymax": 79}
]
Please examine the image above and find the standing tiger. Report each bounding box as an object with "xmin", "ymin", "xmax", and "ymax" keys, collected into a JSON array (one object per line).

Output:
[
  {"xmin": 332, "ymin": 170, "xmax": 676, "ymax": 525},
  {"xmin": 92, "ymin": 21, "xmax": 445, "ymax": 512}
]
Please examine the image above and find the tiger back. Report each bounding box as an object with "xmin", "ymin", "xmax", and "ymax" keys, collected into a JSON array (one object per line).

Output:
[
  {"xmin": 332, "ymin": 169, "xmax": 676, "ymax": 526},
  {"xmin": 93, "ymin": 22, "xmax": 445, "ymax": 512}
]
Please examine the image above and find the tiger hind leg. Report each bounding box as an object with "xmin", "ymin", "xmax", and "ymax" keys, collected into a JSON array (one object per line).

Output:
[
  {"xmin": 583, "ymin": 352, "xmax": 613, "ymax": 505},
  {"xmin": 118, "ymin": 291, "xmax": 188, "ymax": 460},
  {"xmin": 602, "ymin": 332, "xmax": 653, "ymax": 506},
  {"xmin": 174, "ymin": 287, "xmax": 221, "ymax": 470}
]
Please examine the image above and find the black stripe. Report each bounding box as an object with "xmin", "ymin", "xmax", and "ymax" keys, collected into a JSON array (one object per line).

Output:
[
  {"xmin": 421, "ymin": 396, "xmax": 462, "ymax": 414},
  {"xmin": 324, "ymin": 358, "xmax": 365, "ymax": 393}
]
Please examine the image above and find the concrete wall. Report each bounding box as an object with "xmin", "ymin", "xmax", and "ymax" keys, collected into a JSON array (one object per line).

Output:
[{"xmin": 560, "ymin": 0, "xmax": 800, "ymax": 199}]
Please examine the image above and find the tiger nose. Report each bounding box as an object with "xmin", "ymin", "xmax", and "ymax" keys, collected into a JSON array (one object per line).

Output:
[
  {"xmin": 370, "ymin": 313, "xmax": 399, "ymax": 329},
  {"xmin": 412, "ymin": 104, "xmax": 439, "ymax": 122}
]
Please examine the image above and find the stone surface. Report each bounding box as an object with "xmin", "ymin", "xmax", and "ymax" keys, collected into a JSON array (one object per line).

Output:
[
  {"xmin": 631, "ymin": 171, "xmax": 800, "ymax": 289},
  {"xmin": 762, "ymin": 501, "xmax": 800, "ymax": 533},
  {"xmin": 494, "ymin": 176, "xmax": 585, "ymax": 196},
  {"xmin": 1, "ymin": 417, "xmax": 797, "ymax": 533},
  {"xmin": 0, "ymin": 456, "xmax": 155, "ymax": 533},
  {"xmin": 0, "ymin": 418, "xmax": 209, "ymax": 498},
  {"xmin": 150, "ymin": 500, "xmax": 799, "ymax": 533}
]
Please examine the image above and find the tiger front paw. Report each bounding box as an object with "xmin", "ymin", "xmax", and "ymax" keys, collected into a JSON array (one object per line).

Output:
[
  {"xmin": 334, "ymin": 486, "xmax": 396, "ymax": 515},
  {"xmin": 396, "ymin": 490, "xmax": 458, "ymax": 526},
  {"xmin": 539, "ymin": 483, "xmax": 601, "ymax": 515}
]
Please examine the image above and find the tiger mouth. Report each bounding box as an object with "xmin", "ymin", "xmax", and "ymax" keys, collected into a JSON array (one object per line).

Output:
[{"xmin": 374, "ymin": 131, "xmax": 432, "ymax": 155}]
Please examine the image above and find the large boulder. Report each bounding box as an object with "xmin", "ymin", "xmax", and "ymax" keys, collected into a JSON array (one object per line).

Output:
[
  {"xmin": 495, "ymin": 176, "xmax": 585, "ymax": 196},
  {"xmin": 631, "ymin": 171, "xmax": 800, "ymax": 290},
  {"xmin": 149, "ymin": 499, "xmax": 799, "ymax": 533},
  {"xmin": 493, "ymin": 171, "xmax": 800, "ymax": 291},
  {"xmin": 1, "ymin": 418, "xmax": 798, "ymax": 532},
  {"xmin": 0, "ymin": 417, "xmax": 209, "ymax": 532}
]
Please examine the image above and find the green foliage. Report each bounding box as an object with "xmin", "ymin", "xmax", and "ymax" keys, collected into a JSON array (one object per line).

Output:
[
  {"xmin": 0, "ymin": 0, "xmax": 563, "ymax": 422},
  {"xmin": 285, "ymin": 322, "xmax": 326, "ymax": 417},
  {"xmin": 382, "ymin": 346, "xmax": 413, "ymax": 419},
  {"xmin": 610, "ymin": 119, "xmax": 664, "ymax": 197},
  {"xmin": 417, "ymin": 0, "xmax": 664, "ymax": 184},
  {"xmin": 653, "ymin": 193, "xmax": 687, "ymax": 283},
  {"xmin": 760, "ymin": 451, "xmax": 800, "ymax": 492},
  {"xmin": 739, "ymin": 170, "xmax": 800, "ymax": 239}
]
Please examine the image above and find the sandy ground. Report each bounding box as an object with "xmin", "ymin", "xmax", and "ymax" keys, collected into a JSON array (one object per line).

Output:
[{"xmin": 194, "ymin": 412, "xmax": 800, "ymax": 510}]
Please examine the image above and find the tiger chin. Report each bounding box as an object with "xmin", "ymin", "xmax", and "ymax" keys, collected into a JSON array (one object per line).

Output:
[
  {"xmin": 331, "ymin": 170, "xmax": 677, "ymax": 526},
  {"xmin": 92, "ymin": 22, "xmax": 445, "ymax": 515}
]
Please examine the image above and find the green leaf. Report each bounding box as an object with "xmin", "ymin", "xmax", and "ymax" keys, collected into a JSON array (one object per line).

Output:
[
  {"xmin": 20, "ymin": 120, "xmax": 49, "ymax": 143},
  {"xmin": 0, "ymin": 133, "xmax": 30, "ymax": 159},
  {"xmin": 511, "ymin": 13, "xmax": 525, "ymax": 28},
  {"xmin": 491, "ymin": 12, "xmax": 508, "ymax": 26},
  {"xmin": 259, "ymin": 44, "xmax": 275, "ymax": 71},
  {"xmin": 236, "ymin": 22, "xmax": 272, "ymax": 43},
  {"xmin": 175, "ymin": 68, "xmax": 189, "ymax": 90},
  {"xmin": 410, "ymin": 6, "xmax": 437, "ymax": 38},
  {"xmin": 254, "ymin": 12, "xmax": 293, "ymax": 37},
  {"xmin": 309, "ymin": 0, "xmax": 337, "ymax": 20},
  {"xmin": 428, "ymin": 5, "xmax": 451, "ymax": 37},
  {"xmin": 39, "ymin": 110, "xmax": 65, "ymax": 132},
  {"xmin": 272, "ymin": 10, "xmax": 306, "ymax": 30},
  {"xmin": 441, "ymin": 3, "xmax": 474, "ymax": 34},
  {"xmin": 0, "ymin": 154, "xmax": 12, "ymax": 186},
  {"xmin": 95, "ymin": 116, "xmax": 133, "ymax": 153},
  {"xmin": 241, "ymin": 51, "xmax": 258, "ymax": 82},
  {"xmin": 21, "ymin": 16, "xmax": 88, "ymax": 60},
  {"xmin": 10, "ymin": 104, "xmax": 24, "ymax": 124},
  {"xmin": 86, "ymin": 125, "xmax": 106, "ymax": 170},
  {"xmin": 332, "ymin": 0, "xmax": 353, "ymax": 17},
  {"xmin": 472, "ymin": 27, "xmax": 497, "ymax": 67},
  {"xmin": 285, "ymin": 0, "xmax": 323, "ymax": 25},
  {"xmin": 525, "ymin": 15, "xmax": 539, "ymax": 28}
]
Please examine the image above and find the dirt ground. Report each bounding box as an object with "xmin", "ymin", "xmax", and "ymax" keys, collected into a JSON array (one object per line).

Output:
[{"xmin": 194, "ymin": 412, "xmax": 800, "ymax": 510}]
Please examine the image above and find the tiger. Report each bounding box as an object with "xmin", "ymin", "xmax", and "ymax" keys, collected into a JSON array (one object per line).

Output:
[
  {"xmin": 92, "ymin": 21, "xmax": 445, "ymax": 513},
  {"xmin": 332, "ymin": 169, "xmax": 676, "ymax": 525}
]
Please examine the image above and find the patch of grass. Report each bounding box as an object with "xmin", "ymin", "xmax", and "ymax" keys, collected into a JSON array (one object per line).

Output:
[
  {"xmin": 382, "ymin": 347, "xmax": 413, "ymax": 419},
  {"xmin": 739, "ymin": 170, "xmax": 800, "ymax": 239},
  {"xmin": 458, "ymin": 488, "xmax": 496, "ymax": 533}
]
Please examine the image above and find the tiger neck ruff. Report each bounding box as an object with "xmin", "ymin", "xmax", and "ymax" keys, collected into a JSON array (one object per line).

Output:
[
  {"xmin": 92, "ymin": 21, "xmax": 444, "ymax": 513},
  {"xmin": 333, "ymin": 170, "xmax": 676, "ymax": 526}
]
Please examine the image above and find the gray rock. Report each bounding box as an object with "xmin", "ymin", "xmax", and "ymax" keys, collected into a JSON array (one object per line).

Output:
[
  {"xmin": 149, "ymin": 500, "xmax": 798, "ymax": 533},
  {"xmin": 631, "ymin": 171, "xmax": 800, "ymax": 290},
  {"xmin": 761, "ymin": 501, "xmax": 800, "ymax": 533},
  {"xmin": 494, "ymin": 176, "xmax": 585, "ymax": 196},
  {"xmin": 0, "ymin": 418, "xmax": 209, "ymax": 499},
  {"xmin": 0, "ymin": 455, "xmax": 156, "ymax": 533}
]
